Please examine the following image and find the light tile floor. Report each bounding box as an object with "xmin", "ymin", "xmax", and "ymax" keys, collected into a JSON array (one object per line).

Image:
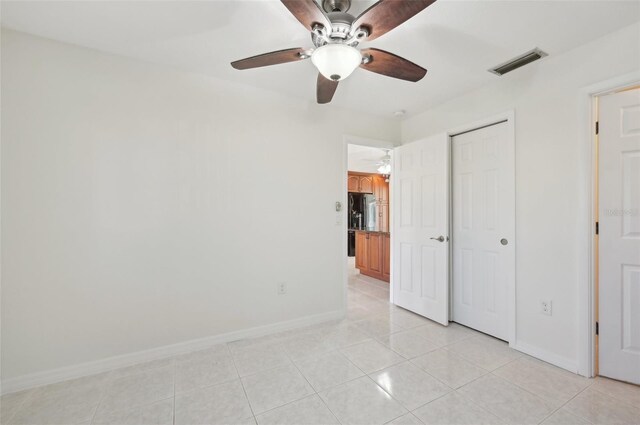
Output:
[{"xmin": 2, "ymin": 265, "xmax": 640, "ymax": 425}]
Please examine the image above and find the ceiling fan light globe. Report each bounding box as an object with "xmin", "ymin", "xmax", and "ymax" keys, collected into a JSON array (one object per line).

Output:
[
  {"xmin": 377, "ymin": 163, "xmax": 391, "ymax": 174},
  {"xmin": 311, "ymin": 44, "xmax": 361, "ymax": 82}
]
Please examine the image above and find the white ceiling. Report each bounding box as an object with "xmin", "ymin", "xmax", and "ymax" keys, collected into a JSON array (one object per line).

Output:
[
  {"xmin": 2, "ymin": 0, "xmax": 639, "ymax": 117},
  {"xmin": 348, "ymin": 144, "xmax": 389, "ymax": 174}
]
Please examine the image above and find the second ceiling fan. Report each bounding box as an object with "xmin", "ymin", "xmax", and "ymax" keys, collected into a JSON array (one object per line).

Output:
[{"xmin": 231, "ymin": 0, "xmax": 435, "ymax": 104}]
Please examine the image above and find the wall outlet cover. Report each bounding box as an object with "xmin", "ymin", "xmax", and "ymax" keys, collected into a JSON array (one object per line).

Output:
[
  {"xmin": 541, "ymin": 300, "xmax": 552, "ymax": 316},
  {"xmin": 277, "ymin": 282, "xmax": 287, "ymax": 295}
]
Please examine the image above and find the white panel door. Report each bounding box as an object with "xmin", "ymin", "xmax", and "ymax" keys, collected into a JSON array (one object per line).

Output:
[
  {"xmin": 599, "ymin": 87, "xmax": 640, "ymax": 384},
  {"xmin": 392, "ymin": 134, "xmax": 449, "ymax": 325},
  {"xmin": 451, "ymin": 122, "xmax": 514, "ymax": 341}
]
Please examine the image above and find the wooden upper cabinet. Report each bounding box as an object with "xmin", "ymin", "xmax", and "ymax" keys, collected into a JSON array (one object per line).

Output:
[
  {"xmin": 373, "ymin": 176, "xmax": 382, "ymax": 201},
  {"xmin": 348, "ymin": 173, "xmax": 374, "ymax": 194},
  {"xmin": 359, "ymin": 176, "xmax": 373, "ymax": 194},
  {"xmin": 373, "ymin": 175, "xmax": 389, "ymax": 204},
  {"xmin": 379, "ymin": 180, "xmax": 389, "ymax": 204},
  {"xmin": 348, "ymin": 175, "xmax": 360, "ymax": 192}
]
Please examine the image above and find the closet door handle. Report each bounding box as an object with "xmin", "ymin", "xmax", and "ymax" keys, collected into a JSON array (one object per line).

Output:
[{"xmin": 430, "ymin": 236, "xmax": 446, "ymax": 242}]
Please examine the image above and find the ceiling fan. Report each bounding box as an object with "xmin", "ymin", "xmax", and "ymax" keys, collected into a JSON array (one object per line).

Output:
[
  {"xmin": 231, "ymin": 0, "xmax": 435, "ymax": 104},
  {"xmin": 372, "ymin": 150, "xmax": 392, "ymax": 174}
]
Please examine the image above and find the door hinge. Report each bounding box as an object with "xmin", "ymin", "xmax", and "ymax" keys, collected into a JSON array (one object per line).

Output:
[
  {"xmin": 595, "ymin": 221, "xmax": 599, "ymax": 235},
  {"xmin": 596, "ymin": 321, "xmax": 599, "ymax": 336},
  {"xmin": 595, "ymin": 121, "xmax": 599, "ymax": 135}
]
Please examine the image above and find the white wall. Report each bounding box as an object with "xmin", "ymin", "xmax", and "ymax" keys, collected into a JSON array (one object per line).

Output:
[
  {"xmin": 0, "ymin": 29, "xmax": 400, "ymax": 384},
  {"xmin": 402, "ymin": 22, "xmax": 640, "ymax": 373}
]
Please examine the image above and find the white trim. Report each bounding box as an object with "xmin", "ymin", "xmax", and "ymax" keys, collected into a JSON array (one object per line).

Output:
[
  {"xmin": 512, "ymin": 341, "xmax": 578, "ymax": 374},
  {"xmin": 578, "ymin": 71, "xmax": 640, "ymax": 378},
  {"xmin": 445, "ymin": 111, "xmax": 517, "ymax": 346},
  {"xmin": 342, "ymin": 135, "xmax": 396, "ymax": 306},
  {"xmin": 1, "ymin": 309, "xmax": 344, "ymax": 395},
  {"xmin": 344, "ymin": 135, "xmax": 396, "ymax": 150},
  {"xmin": 578, "ymin": 72, "xmax": 640, "ymax": 378}
]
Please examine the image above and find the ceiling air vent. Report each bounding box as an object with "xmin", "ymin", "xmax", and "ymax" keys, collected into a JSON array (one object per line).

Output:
[{"xmin": 489, "ymin": 48, "xmax": 548, "ymax": 76}]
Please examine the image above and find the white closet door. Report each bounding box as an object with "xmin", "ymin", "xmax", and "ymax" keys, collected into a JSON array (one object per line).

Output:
[
  {"xmin": 451, "ymin": 121, "xmax": 514, "ymax": 341},
  {"xmin": 392, "ymin": 134, "xmax": 450, "ymax": 325},
  {"xmin": 599, "ymin": 88, "xmax": 640, "ymax": 384}
]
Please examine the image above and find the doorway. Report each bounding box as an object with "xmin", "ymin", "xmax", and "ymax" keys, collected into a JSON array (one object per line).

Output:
[
  {"xmin": 343, "ymin": 138, "xmax": 394, "ymax": 304},
  {"xmin": 596, "ymin": 86, "xmax": 640, "ymax": 384}
]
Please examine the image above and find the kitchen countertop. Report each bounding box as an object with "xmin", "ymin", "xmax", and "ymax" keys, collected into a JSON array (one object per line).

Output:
[{"xmin": 350, "ymin": 229, "xmax": 390, "ymax": 234}]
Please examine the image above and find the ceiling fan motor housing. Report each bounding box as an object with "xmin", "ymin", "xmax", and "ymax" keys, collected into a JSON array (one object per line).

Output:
[
  {"xmin": 322, "ymin": 0, "xmax": 351, "ymax": 13},
  {"xmin": 311, "ymin": 11, "xmax": 367, "ymax": 49}
]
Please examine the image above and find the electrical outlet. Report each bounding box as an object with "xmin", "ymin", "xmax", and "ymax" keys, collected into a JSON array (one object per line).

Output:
[
  {"xmin": 277, "ymin": 282, "xmax": 287, "ymax": 295},
  {"xmin": 541, "ymin": 300, "xmax": 552, "ymax": 316}
]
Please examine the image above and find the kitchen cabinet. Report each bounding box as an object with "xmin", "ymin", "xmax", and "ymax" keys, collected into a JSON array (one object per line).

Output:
[
  {"xmin": 348, "ymin": 175, "xmax": 360, "ymax": 192},
  {"xmin": 348, "ymin": 173, "xmax": 374, "ymax": 194},
  {"xmin": 355, "ymin": 230, "xmax": 390, "ymax": 283},
  {"xmin": 373, "ymin": 175, "xmax": 389, "ymax": 204},
  {"xmin": 355, "ymin": 231, "xmax": 368, "ymax": 270},
  {"xmin": 368, "ymin": 232, "xmax": 382, "ymax": 274},
  {"xmin": 382, "ymin": 233, "xmax": 391, "ymax": 281},
  {"xmin": 359, "ymin": 176, "xmax": 373, "ymax": 194},
  {"xmin": 373, "ymin": 176, "xmax": 389, "ymax": 231},
  {"xmin": 378, "ymin": 204, "xmax": 389, "ymax": 233}
]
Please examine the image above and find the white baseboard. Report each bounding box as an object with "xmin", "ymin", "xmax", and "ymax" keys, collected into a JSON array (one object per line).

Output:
[
  {"xmin": 1, "ymin": 309, "xmax": 345, "ymax": 395},
  {"xmin": 512, "ymin": 340, "xmax": 579, "ymax": 374}
]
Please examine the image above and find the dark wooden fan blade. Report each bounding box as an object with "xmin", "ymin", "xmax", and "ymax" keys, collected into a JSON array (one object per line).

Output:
[
  {"xmin": 231, "ymin": 48, "xmax": 308, "ymax": 70},
  {"xmin": 352, "ymin": 0, "xmax": 436, "ymax": 41},
  {"xmin": 360, "ymin": 48, "xmax": 427, "ymax": 82},
  {"xmin": 281, "ymin": 0, "xmax": 332, "ymax": 32},
  {"xmin": 317, "ymin": 73, "xmax": 339, "ymax": 104}
]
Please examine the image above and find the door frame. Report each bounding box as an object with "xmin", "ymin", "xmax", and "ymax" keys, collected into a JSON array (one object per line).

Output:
[
  {"xmin": 582, "ymin": 72, "xmax": 640, "ymax": 378},
  {"xmin": 445, "ymin": 111, "xmax": 517, "ymax": 346},
  {"xmin": 342, "ymin": 135, "xmax": 396, "ymax": 312}
]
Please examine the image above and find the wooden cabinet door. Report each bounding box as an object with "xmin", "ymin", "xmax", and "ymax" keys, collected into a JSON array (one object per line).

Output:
[
  {"xmin": 382, "ymin": 233, "xmax": 391, "ymax": 281},
  {"xmin": 355, "ymin": 231, "xmax": 368, "ymax": 271},
  {"xmin": 372, "ymin": 176, "xmax": 389, "ymax": 203},
  {"xmin": 359, "ymin": 176, "xmax": 373, "ymax": 193},
  {"xmin": 348, "ymin": 175, "xmax": 360, "ymax": 192},
  {"xmin": 379, "ymin": 204, "xmax": 389, "ymax": 232},
  {"xmin": 373, "ymin": 176, "xmax": 383, "ymax": 202},
  {"xmin": 368, "ymin": 233, "xmax": 382, "ymax": 275},
  {"xmin": 379, "ymin": 179, "xmax": 389, "ymax": 204}
]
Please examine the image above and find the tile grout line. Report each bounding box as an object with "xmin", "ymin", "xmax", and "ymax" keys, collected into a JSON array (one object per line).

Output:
[
  {"xmin": 172, "ymin": 359, "xmax": 176, "ymax": 425},
  {"xmin": 481, "ymin": 370, "xmax": 595, "ymax": 425},
  {"xmin": 403, "ymin": 362, "xmax": 496, "ymax": 416},
  {"xmin": 87, "ymin": 372, "xmax": 117, "ymax": 425},
  {"xmin": 1, "ymin": 388, "xmax": 36, "ymax": 424},
  {"xmin": 363, "ymin": 373, "xmax": 408, "ymax": 423},
  {"xmin": 269, "ymin": 337, "xmax": 405, "ymax": 424},
  {"xmin": 533, "ymin": 377, "xmax": 597, "ymax": 425},
  {"xmin": 587, "ymin": 381, "xmax": 640, "ymax": 410},
  {"xmin": 226, "ymin": 342, "xmax": 258, "ymax": 423},
  {"xmin": 284, "ymin": 349, "xmax": 344, "ymax": 425}
]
